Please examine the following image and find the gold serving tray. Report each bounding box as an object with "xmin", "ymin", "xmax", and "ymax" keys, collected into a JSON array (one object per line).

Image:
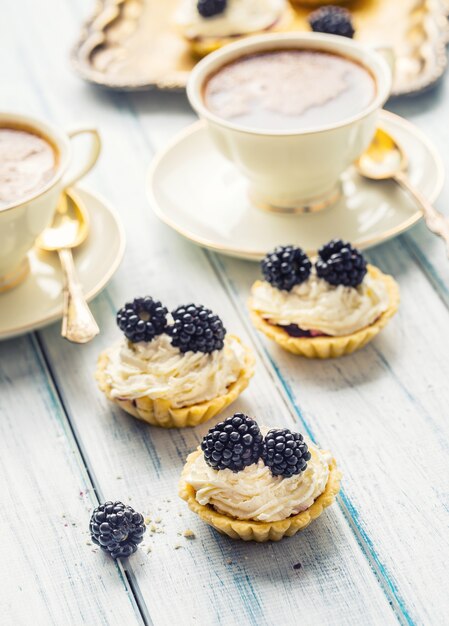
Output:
[{"xmin": 72, "ymin": 0, "xmax": 449, "ymax": 95}]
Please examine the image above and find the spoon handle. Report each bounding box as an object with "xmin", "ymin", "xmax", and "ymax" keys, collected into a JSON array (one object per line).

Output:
[
  {"xmin": 59, "ymin": 248, "xmax": 100, "ymax": 343},
  {"xmin": 395, "ymin": 172, "xmax": 449, "ymax": 258}
]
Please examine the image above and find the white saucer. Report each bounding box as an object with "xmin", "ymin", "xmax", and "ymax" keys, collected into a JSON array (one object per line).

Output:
[
  {"xmin": 148, "ymin": 111, "xmax": 444, "ymax": 260},
  {"xmin": 0, "ymin": 187, "xmax": 126, "ymax": 340}
]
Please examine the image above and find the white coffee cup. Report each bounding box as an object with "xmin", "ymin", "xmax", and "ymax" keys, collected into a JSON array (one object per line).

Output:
[
  {"xmin": 0, "ymin": 112, "xmax": 101, "ymax": 292},
  {"xmin": 187, "ymin": 33, "xmax": 392, "ymax": 212}
]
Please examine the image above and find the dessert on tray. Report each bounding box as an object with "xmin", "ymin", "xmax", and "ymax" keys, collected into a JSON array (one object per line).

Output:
[
  {"xmin": 176, "ymin": 0, "xmax": 290, "ymax": 56},
  {"xmin": 308, "ymin": 6, "xmax": 355, "ymax": 38},
  {"xmin": 179, "ymin": 413, "xmax": 341, "ymax": 541},
  {"xmin": 96, "ymin": 297, "xmax": 255, "ymax": 428},
  {"xmin": 249, "ymin": 240, "xmax": 400, "ymax": 358}
]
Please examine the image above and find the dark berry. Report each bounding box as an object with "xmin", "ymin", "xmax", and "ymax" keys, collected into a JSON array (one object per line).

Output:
[
  {"xmin": 117, "ymin": 297, "xmax": 168, "ymax": 343},
  {"xmin": 89, "ymin": 501, "xmax": 146, "ymax": 559},
  {"xmin": 279, "ymin": 324, "xmax": 313, "ymax": 338},
  {"xmin": 261, "ymin": 245, "xmax": 312, "ymax": 292},
  {"xmin": 316, "ymin": 239, "xmax": 367, "ymax": 288},
  {"xmin": 197, "ymin": 0, "xmax": 227, "ymax": 18},
  {"xmin": 169, "ymin": 304, "xmax": 226, "ymax": 354},
  {"xmin": 201, "ymin": 413, "xmax": 263, "ymax": 472},
  {"xmin": 262, "ymin": 428, "xmax": 311, "ymax": 478},
  {"xmin": 309, "ymin": 6, "xmax": 355, "ymax": 38}
]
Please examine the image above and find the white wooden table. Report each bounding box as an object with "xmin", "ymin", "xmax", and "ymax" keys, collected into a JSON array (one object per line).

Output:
[{"xmin": 2, "ymin": 1, "xmax": 449, "ymax": 624}]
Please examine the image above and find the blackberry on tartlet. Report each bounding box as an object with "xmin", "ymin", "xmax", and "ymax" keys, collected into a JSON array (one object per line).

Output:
[
  {"xmin": 249, "ymin": 240, "xmax": 400, "ymax": 358},
  {"xmin": 262, "ymin": 245, "xmax": 312, "ymax": 292},
  {"xmin": 169, "ymin": 304, "xmax": 226, "ymax": 354},
  {"xmin": 202, "ymin": 413, "xmax": 263, "ymax": 471},
  {"xmin": 97, "ymin": 296, "xmax": 255, "ymax": 428},
  {"xmin": 197, "ymin": 0, "xmax": 227, "ymax": 18},
  {"xmin": 262, "ymin": 428, "xmax": 311, "ymax": 478},
  {"xmin": 89, "ymin": 501, "xmax": 146, "ymax": 559},
  {"xmin": 117, "ymin": 296, "xmax": 168, "ymax": 343},
  {"xmin": 180, "ymin": 414, "xmax": 341, "ymax": 541},
  {"xmin": 308, "ymin": 6, "xmax": 355, "ymax": 39},
  {"xmin": 316, "ymin": 239, "xmax": 367, "ymax": 287}
]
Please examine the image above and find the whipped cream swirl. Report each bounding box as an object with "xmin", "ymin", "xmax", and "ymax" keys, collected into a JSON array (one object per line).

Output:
[
  {"xmin": 186, "ymin": 441, "xmax": 331, "ymax": 522},
  {"xmin": 176, "ymin": 0, "xmax": 285, "ymax": 39},
  {"xmin": 250, "ymin": 269, "xmax": 389, "ymax": 336},
  {"xmin": 104, "ymin": 334, "xmax": 245, "ymax": 408}
]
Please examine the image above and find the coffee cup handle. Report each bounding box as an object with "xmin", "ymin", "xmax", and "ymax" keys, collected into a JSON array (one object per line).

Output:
[{"xmin": 63, "ymin": 128, "xmax": 101, "ymax": 188}]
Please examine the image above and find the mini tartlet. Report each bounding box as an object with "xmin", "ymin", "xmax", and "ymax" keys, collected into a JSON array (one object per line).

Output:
[
  {"xmin": 248, "ymin": 240, "xmax": 400, "ymax": 358},
  {"xmin": 179, "ymin": 413, "xmax": 341, "ymax": 541},
  {"xmin": 96, "ymin": 297, "xmax": 255, "ymax": 428},
  {"xmin": 176, "ymin": 0, "xmax": 290, "ymax": 57}
]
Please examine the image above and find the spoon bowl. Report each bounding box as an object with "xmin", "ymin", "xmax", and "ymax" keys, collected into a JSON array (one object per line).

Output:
[
  {"xmin": 356, "ymin": 127, "xmax": 449, "ymax": 257},
  {"xmin": 37, "ymin": 190, "xmax": 89, "ymax": 251},
  {"xmin": 356, "ymin": 127, "xmax": 407, "ymax": 181}
]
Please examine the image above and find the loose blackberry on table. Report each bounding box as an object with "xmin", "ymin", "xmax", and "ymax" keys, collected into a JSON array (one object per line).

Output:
[
  {"xmin": 262, "ymin": 428, "xmax": 311, "ymax": 478},
  {"xmin": 262, "ymin": 245, "xmax": 312, "ymax": 292},
  {"xmin": 169, "ymin": 303, "xmax": 226, "ymax": 354},
  {"xmin": 197, "ymin": 0, "xmax": 227, "ymax": 18},
  {"xmin": 202, "ymin": 413, "xmax": 263, "ymax": 472},
  {"xmin": 116, "ymin": 296, "xmax": 168, "ymax": 343},
  {"xmin": 316, "ymin": 239, "xmax": 367, "ymax": 288},
  {"xmin": 308, "ymin": 6, "xmax": 355, "ymax": 39},
  {"xmin": 89, "ymin": 501, "xmax": 146, "ymax": 559}
]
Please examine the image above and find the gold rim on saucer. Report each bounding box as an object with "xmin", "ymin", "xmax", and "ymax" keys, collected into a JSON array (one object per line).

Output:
[
  {"xmin": 147, "ymin": 111, "xmax": 445, "ymax": 260},
  {"xmin": 0, "ymin": 186, "xmax": 126, "ymax": 341}
]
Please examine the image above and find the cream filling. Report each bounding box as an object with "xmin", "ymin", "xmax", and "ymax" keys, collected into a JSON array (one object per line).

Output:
[
  {"xmin": 186, "ymin": 441, "xmax": 331, "ymax": 522},
  {"xmin": 176, "ymin": 0, "xmax": 285, "ymax": 39},
  {"xmin": 104, "ymin": 334, "xmax": 245, "ymax": 408},
  {"xmin": 250, "ymin": 270, "xmax": 389, "ymax": 336}
]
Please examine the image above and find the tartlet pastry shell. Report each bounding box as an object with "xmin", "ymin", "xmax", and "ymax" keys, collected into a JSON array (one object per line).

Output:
[
  {"xmin": 96, "ymin": 335, "xmax": 255, "ymax": 428},
  {"xmin": 179, "ymin": 449, "xmax": 342, "ymax": 541},
  {"xmin": 249, "ymin": 265, "xmax": 400, "ymax": 359}
]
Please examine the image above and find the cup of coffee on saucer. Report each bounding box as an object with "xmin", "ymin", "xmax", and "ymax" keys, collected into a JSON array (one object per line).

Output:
[
  {"xmin": 0, "ymin": 112, "xmax": 101, "ymax": 292},
  {"xmin": 187, "ymin": 32, "xmax": 392, "ymax": 213}
]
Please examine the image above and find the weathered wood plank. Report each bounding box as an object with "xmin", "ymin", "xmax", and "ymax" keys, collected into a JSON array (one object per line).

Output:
[
  {"xmin": 4, "ymin": 0, "xmax": 449, "ymax": 623},
  {"xmin": 216, "ymin": 237, "xmax": 449, "ymax": 626},
  {"xmin": 387, "ymin": 92, "xmax": 449, "ymax": 309},
  {"xmin": 14, "ymin": 1, "xmax": 400, "ymax": 620},
  {"xmin": 0, "ymin": 336, "xmax": 141, "ymax": 626}
]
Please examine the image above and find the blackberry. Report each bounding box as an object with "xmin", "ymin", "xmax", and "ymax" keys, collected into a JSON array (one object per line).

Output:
[
  {"xmin": 197, "ymin": 0, "xmax": 227, "ymax": 18},
  {"xmin": 89, "ymin": 501, "xmax": 146, "ymax": 559},
  {"xmin": 261, "ymin": 245, "xmax": 312, "ymax": 292},
  {"xmin": 262, "ymin": 428, "xmax": 311, "ymax": 478},
  {"xmin": 201, "ymin": 413, "xmax": 263, "ymax": 472},
  {"xmin": 316, "ymin": 239, "xmax": 367, "ymax": 288},
  {"xmin": 117, "ymin": 296, "xmax": 168, "ymax": 343},
  {"xmin": 169, "ymin": 304, "xmax": 226, "ymax": 354},
  {"xmin": 308, "ymin": 6, "xmax": 355, "ymax": 39}
]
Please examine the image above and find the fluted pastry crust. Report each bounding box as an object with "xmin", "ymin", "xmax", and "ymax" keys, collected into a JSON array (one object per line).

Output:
[
  {"xmin": 96, "ymin": 335, "xmax": 255, "ymax": 428},
  {"xmin": 179, "ymin": 449, "xmax": 342, "ymax": 541},
  {"xmin": 249, "ymin": 265, "xmax": 400, "ymax": 359}
]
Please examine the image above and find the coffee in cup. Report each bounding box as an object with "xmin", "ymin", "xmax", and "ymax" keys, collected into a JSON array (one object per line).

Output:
[
  {"xmin": 0, "ymin": 112, "xmax": 101, "ymax": 293},
  {"xmin": 188, "ymin": 33, "xmax": 392, "ymax": 212},
  {"xmin": 203, "ymin": 49, "xmax": 376, "ymax": 132},
  {"xmin": 0, "ymin": 125, "xmax": 59, "ymax": 208}
]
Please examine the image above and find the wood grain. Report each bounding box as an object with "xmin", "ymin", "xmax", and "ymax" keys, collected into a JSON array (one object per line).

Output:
[
  {"xmin": 0, "ymin": 336, "xmax": 141, "ymax": 626},
  {"xmin": 2, "ymin": 0, "xmax": 449, "ymax": 623}
]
